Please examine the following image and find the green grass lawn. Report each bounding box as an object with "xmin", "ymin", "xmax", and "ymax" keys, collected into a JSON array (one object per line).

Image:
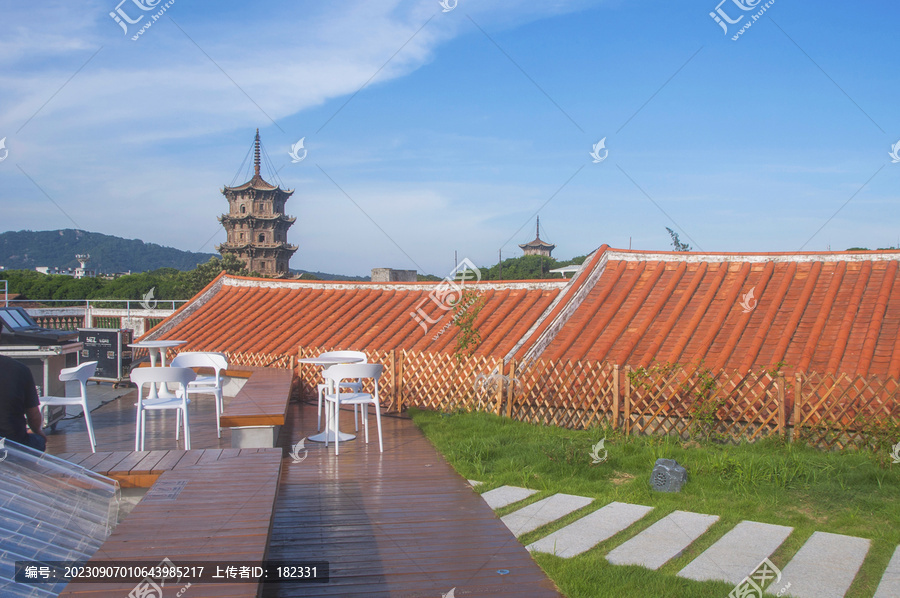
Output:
[{"xmin": 409, "ymin": 408, "xmax": 900, "ymax": 598}]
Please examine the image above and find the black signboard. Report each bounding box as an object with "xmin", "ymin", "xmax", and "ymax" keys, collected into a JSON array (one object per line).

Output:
[{"xmin": 78, "ymin": 328, "xmax": 133, "ymax": 382}]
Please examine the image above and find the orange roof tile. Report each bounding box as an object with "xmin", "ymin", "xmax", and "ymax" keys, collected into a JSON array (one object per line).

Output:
[
  {"xmin": 521, "ymin": 248, "xmax": 900, "ymax": 377},
  {"xmin": 142, "ymin": 274, "xmax": 566, "ymax": 359},
  {"xmin": 146, "ymin": 247, "xmax": 900, "ymax": 379}
]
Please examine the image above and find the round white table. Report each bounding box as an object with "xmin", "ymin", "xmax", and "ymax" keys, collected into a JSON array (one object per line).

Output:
[
  {"xmin": 299, "ymin": 356, "xmax": 364, "ymax": 443},
  {"xmin": 128, "ymin": 340, "xmax": 186, "ymax": 398}
]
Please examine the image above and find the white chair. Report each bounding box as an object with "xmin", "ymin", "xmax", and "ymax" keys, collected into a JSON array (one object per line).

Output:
[
  {"xmin": 315, "ymin": 351, "xmax": 367, "ymax": 432},
  {"xmin": 170, "ymin": 352, "xmax": 228, "ymax": 438},
  {"xmin": 39, "ymin": 361, "xmax": 99, "ymax": 452},
  {"xmin": 131, "ymin": 367, "xmax": 196, "ymax": 451},
  {"xmin": 323, "ymin": 363, "xmax": 384, "ymax": 456}
]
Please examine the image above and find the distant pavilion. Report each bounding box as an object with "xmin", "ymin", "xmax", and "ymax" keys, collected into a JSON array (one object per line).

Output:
[{"xmin": 519, "ymin": 217, "xmax": 555, "ymax": 257}]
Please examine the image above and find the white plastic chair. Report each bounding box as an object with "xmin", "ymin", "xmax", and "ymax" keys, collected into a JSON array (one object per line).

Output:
[
  {"xmin": 323, "ymin": 363, "xmax": 384, "ymax": 456},
  {"xmin": 170, "ymin": 352, "xmax": 228, "ymax": 438},
  {"xmin": 316, "ymin": 351, "xmax": 367, "ymax": 432},
  {"xmin": 131, "ymin": 367, "xmax": 196, "ymax": 451},
  {"xmin": 39, "ymin": 361, "xmax": 99, "ymax": 452}
]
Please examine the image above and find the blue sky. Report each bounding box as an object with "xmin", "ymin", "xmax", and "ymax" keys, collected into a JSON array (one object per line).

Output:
[{"xmin": 1, "ymin": 0, "xmax": 898, "ymax": 277}]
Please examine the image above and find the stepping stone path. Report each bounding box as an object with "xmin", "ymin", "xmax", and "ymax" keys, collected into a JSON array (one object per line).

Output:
[
  {"xmin": 778, "ymin": 531, "xmax": 870, "ymax": 598},
  {"xmin": 480, "ymin": 485, "xmax": 538, "ymax": 510},
  {"xmin": 606, "ymin": 510, "xmax": 719, "ymax": 570},
  {"xmin": 501, "ymin": 493, "xmax": 593, "ymax": 537},
  {"xmin": 677, "ymin": 520, "xmax": 793, "ymax": 585},
  {"xmin": 470, "ymin": 482, "xmax": 891, "ymax": 597},
  {"xmin": 527, "ymin": 501, "xmax": 653, "ymax": 558},
  {"xmin": 874, "ymin": 545, "xmax": 900, "ymax": 598}
]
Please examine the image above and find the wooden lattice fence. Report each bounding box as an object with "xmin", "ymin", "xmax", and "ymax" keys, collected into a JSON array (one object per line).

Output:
[
  {"xmin": 398, "ymin": 350, "xmax": 503, "ymax": 414},
  {"xmin": 509, "ymin": 358, "xmax": 617, "ymax": 429},
  {"xmin": 623, "ymin": 364, "xmax": 785, "ymax": 443},
  {"xmin": 289, "ymin": 345, "xmax": 899, "ymax": 450},
  {"xmin": 793, "ymin": 373, "xmax": 900, "ymax": 450}
]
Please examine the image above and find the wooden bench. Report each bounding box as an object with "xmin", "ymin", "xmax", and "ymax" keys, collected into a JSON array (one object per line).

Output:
[
  {"xmin": 57, "ymin": 448, "xmax": 283, "ymax": 598},
  {"xmin": 219, "ymin": 367, "xmax": 294, "ymax": 449}
]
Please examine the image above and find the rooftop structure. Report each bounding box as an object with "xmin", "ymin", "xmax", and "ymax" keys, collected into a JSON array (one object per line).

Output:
[{"xmin": 144, "ymin": 245, "xmax": 900, "ymax": 379}]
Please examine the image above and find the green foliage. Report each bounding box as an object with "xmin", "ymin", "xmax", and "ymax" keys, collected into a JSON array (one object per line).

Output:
[
  {"xmin": 1, "ymin": 253, "xmax": 251, "ymax": 302},
  {"xmin": 479, "ymin": 254, "xmax": 587, "ymax": 281},
  {"xmin": 666, "ymin": 227, "xmax": 692, "ymax": 252},
  {"xmin": 452, "ymin": 289, "xmax": 485, "ymax": 359}
]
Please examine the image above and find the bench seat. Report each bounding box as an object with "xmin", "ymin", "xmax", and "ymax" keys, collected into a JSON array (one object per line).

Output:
[{"xmin": 219, "ymin": 367, "xmax": 293, "ymax": 448}]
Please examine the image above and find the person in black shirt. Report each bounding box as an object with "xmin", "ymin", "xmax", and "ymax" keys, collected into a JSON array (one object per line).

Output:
[{"xmin": 0, "ymin": 355, "xmax": 47, "ymax": 451}]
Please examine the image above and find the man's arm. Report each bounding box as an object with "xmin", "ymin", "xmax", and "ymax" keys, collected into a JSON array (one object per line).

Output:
[{"xmin": 25, "ymin": 406, "xmax": 46, "ymax": 439}]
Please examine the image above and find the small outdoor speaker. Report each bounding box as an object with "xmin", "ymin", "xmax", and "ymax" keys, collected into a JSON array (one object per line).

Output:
[{"xmin": 650, "ymin": 458, "xmax": 687, "ymax": 492}]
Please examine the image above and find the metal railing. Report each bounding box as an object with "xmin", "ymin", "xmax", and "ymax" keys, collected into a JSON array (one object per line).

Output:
[{"xmin": 5, "ymin": 298, "xmax": 189, "ymax": 335}]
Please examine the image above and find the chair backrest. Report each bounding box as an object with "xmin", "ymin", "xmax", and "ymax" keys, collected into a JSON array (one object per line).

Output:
[
  {"xmin": 170, "ymin": 352, "xmax": 228, "ymax": 372},
  {"xmin": 59, "ymin": 361, "xmax": 98, "ymax": 384},
  {"xmin": 130, "ymin": 366, "xmax": 197, "ymax": 389},
  {"xmin": 323, "ymin": 363, "xmax": 383, "ymax": 385},
  {"xmin": 319, "ymin": 350, "xmax": 367, "ymax": 363}
]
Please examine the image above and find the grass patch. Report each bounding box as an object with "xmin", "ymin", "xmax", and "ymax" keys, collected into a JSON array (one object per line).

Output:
[{"xmin": 409, "ymin": 408, "xmax": 900, "ymax": 598}]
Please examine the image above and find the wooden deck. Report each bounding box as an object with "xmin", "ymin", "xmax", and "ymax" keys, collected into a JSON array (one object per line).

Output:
[
  {"xmin": 57, "ymin": 449, "xmax": 282, "ymax": 598},
  {"xmin": 45, "ymin": 384, "xmax": 562, "ymax": 597}
]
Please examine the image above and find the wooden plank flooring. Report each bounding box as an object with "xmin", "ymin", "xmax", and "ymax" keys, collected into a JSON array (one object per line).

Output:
[
  {"xmin": 45, "ymin": 383, "xmax": 562, "ymax": 597},
  {"xmin": 264, "ymin": 401, "xmax": 562, "ymax": 597},
  {"xmin": 57, "ymin": 450, "xmax": 283, "ymax": 598}
]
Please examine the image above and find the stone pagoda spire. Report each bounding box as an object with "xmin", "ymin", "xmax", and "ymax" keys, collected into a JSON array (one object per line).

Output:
[
  {"xmin": 253, "ymin": 128, "xmax": 261, "ymax": 177},
  {"xmin": 216, "ymin": 131, "xmax": 298, "ymax": 277}
]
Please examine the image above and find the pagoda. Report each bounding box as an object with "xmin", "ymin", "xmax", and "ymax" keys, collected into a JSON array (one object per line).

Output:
[
  {"xmin": 217, "ymin": 130, "xmax": 297, "ymax": 277},
  {"xmin": 519, "ymin": 217, "xmax": 555, "ymax": 257}
]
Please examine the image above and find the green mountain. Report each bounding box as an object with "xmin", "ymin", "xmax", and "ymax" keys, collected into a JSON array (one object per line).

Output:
[
  {"xmin": 0, "ymin": 229, "xmax": 216, "ymax": 273},
  {"xmin": 0, "ymin": 229, "xmax": 369, "ymax": 280}
]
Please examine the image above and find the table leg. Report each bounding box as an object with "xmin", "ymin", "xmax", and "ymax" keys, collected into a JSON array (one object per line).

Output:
[
  {"xmin": 156, "ymin": 347, "xmax": 177, "ymax": 399},
  {"xmin": 147, "ymin": 348, "xmax": 160, "ymax": 399},
  {"xmin": 308, "ymin": 377, "xmax": 357, "ymax": 443}
]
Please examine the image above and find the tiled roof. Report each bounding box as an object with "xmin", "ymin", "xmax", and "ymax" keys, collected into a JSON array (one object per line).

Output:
[
  {"xmin": 520, "ymin": 248, "xmax": 900, "ymax": 377},
  {"xmin": 519, "ymin": 237, "xmax": 556, "ymax": 249},
  {"xmin": 222, "ymin": 173, "xmax": 288, "ymax": 193},
  {"xmin": 142, "ymin": 274, "xmax": 566, "ymax": 358},
  {"xmin": 144, "ymin": 247, "xmax": 900, "ymax": 378}
]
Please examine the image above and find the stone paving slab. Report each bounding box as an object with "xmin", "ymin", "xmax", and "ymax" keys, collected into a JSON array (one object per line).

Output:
[
  {"xmin": 527, "ymin": 501, "xmax": 653, "ymax": 558},
  {"xmin": 501, "ymin": 493, "xmax": 594, "ymax": 537},
  {"xmin": 874, "ymin": 545, "xmax": 900, "ymax": 598},
  {"xmin": 778, "ymin": 531, "xmax": 870, "ymax": 598},
  {"xmin": 480, "ymin": 485, "xmax": 538, "ymax": 510},
  {"xmin": 606, "ymin": 510, "xmax": 719, "ymax": 570},
  {"xmin": 677, "ymin": 520, "xmax": 793, "ymax": 585}
]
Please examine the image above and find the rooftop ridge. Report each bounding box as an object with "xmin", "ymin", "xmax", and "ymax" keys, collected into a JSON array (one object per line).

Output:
[
  {"xmin": 606, "ymin": 249, "xmax": 900, "ymax": 262},
  {"xmin": 221, "ymin": 274, "xmax": 568, "ymax": 291}
]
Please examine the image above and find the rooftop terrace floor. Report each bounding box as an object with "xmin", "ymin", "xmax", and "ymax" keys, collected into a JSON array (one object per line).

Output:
[{"xmin": 45, "ymin": 382, "xmax": 562, "ymax": 597}]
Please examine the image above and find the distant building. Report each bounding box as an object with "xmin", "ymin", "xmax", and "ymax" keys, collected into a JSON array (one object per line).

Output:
[
  {"xmin": 371, "ymin": 268, "xmax": 417, "ymax": 282},
  {"xmin": 217, "ymin": 130, "xmax": 297, "ymax": 277},
  {"xmin": 35, "ymin": 255, "xmax": 95, "ymax": 278},
  {"xmin": 519, "ymin": 217, "xmax": 555, "ymax": 258}
]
